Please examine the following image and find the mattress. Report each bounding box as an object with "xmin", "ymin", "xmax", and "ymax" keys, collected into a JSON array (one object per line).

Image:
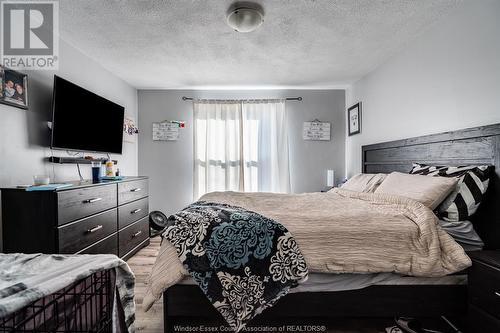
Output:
[{"xmin": 176, "ymin": 272, "xmax": 467, "ymax": 293}]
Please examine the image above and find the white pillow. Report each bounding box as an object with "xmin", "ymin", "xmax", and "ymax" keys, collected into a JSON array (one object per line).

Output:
[
  {"xmin": 374, "ymin": 172, "xmax": 458, "ymax": 209},
  {"xmin": 340, "ymin": 173, "xmax": 387, "ymax": 193}
]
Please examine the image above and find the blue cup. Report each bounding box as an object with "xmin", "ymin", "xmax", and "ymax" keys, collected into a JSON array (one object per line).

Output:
[{"xmin": 91, "ymin": 161, "xmax": 101, "ymax": 183}]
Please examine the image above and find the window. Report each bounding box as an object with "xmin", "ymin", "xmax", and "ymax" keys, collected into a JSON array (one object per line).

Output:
[{"xmin": 193, "ymin": 99, "xmax": 290, "ymax": 199}]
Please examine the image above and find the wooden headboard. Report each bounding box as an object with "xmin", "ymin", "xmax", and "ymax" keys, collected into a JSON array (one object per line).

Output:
[{"xmin": 362, "ymin": 123, "xmax": 500, "ymax": 250}]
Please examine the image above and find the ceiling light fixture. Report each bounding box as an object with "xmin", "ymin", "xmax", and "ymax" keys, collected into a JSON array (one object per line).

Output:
[{"xmin": 226, "ymin": 2, "xmax": 264, "ymax": 33}]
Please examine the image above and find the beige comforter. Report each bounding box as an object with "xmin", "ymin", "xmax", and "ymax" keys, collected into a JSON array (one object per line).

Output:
[{"xmin": 143, "ymin": 189, "xmax": 471, "ymax": 311}]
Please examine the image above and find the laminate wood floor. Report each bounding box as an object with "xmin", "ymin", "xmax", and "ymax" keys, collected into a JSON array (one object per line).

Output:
[
  {"xmin": 127, "ymin": 237, "xmax": 395, "ymax": 333},
  {"xmin": 127, "ymin": 236, "xmax": 164, "ymax": 333}
]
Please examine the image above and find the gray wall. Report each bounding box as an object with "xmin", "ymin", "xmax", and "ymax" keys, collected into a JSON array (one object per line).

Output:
[
  {"xmin": 346, "ymin": 0, "xmax": 500, "ymax": 176},
  {"xmin": 0, "ymin": 39, "xmax": 138, "ymax": 249},
  {"xmin": 138, "ymin": 90, "xmax": 345, "ymax": 216}
]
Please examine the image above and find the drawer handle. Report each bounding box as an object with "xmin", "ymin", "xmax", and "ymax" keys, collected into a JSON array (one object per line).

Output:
[
  {"xmin": 130, "ymin": 188, "xmax": 141, "ymax": 192},
  {"xmin": 84, "ymin": 197, "xmax": 103, "ymax": 203},
  {"xmin": 495, "ymin": 291, "xmax": 500, "ymax": 297},
  {"xmin": 87, "ymin": 225, "xmax": 103, "ymax": 233},
  {"xmin": 132, "ymin": 230, "xmax": 142, "ymax": 238},
  {"xmin": 131, "ymin": 208, "xmax": 142, "ymax": 214}
]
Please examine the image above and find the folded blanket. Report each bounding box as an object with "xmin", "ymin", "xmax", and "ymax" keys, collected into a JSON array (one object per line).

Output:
[
  {"xmin": 164, "ymin": 201, "xmax": 308, "ymax": 332},
  {"xmin": 0, "ymin": 253, "xmax": 135, "ymax": 333},
  {"xmin": 144, "ymin": 189, "xmax": 471, "ymax": 314}
]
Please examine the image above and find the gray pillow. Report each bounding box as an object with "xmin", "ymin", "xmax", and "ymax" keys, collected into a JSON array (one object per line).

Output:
[{"xmin": 438, "ymin": 219, "xmax": 484, "ymax": 251}]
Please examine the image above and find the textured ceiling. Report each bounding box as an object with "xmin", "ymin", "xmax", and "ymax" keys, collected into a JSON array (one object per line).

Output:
[{"xmin": 59, "ymin": 0, "xmax": 461, "ymax": 89}]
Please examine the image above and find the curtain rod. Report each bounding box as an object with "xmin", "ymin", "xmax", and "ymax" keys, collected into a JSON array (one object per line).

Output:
[{"xmin": 181, "ymin": 96, "xmax": 302, "ymax": 102}]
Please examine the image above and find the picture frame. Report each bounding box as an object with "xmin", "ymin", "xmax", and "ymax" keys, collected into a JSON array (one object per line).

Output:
[
  {"xmin": 0, "ymin": 66, "xmax": 28, "ymax": 109},
  {"xmin": 123, "ymin": 116, "xmax": 139, "ymax": 143},
  {"xmin": 347, "ymin": 102, "xmax": 361, "ymax": 136}
]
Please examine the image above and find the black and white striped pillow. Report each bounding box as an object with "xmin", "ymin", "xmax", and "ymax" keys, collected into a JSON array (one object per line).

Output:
[
  {"xmin": 409, "ymin": 164, "xmax": 445, "ymax": 176},
  {"xmin": 410, "ymin": 163, "xmax": 491, "ymax": 222}
]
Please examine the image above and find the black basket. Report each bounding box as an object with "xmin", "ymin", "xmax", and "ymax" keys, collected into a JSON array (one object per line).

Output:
[{"xmin": 0, "ymin": 270, "xmax": 112, "ymax": 333}]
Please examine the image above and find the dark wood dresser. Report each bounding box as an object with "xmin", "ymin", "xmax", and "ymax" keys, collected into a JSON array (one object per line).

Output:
[
  {"xmin": 1, "ymin": 176, "xmax": 149, "ymax": 260},
  {"xmin": 468, "ymin": 251, "xmax": 500, "ymax": 333}
]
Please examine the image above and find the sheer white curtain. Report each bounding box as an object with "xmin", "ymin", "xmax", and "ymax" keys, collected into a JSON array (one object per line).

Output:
[
  {"xmin": 193, "ymin": 99, "xmax": 290, "ymax": 199},
  {"xmin": 241, "ymin": 100, "xmax": 290, "ymax": 193},
  {"xmin": 193, "ymin": 101, "xmax": 243, "ymax": 199}
]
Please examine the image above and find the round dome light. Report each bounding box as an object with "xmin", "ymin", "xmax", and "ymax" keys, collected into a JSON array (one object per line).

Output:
[{"xmin": 226, "ymin": 6, "xmax": 264, "ymax": 33}]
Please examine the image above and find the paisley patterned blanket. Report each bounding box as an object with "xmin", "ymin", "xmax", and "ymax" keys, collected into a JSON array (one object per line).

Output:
[{"xmin": 163, "ymin": 201, "xmax": 309, "ymax": 332}]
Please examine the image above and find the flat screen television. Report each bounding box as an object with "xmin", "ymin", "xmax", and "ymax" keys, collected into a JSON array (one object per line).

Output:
[{"xmin": 50, "ymin": 75, "xmax": 125, "ymax": 154}]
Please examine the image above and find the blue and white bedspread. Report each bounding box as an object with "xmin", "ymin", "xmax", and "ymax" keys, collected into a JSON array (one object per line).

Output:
[
  {"xmin": 164, "ymin": 201, "xmax": 309, "ymax": 332},
  {"xmin": 0, "ymin": 253, "xmax": 135, "ymax": 333}
]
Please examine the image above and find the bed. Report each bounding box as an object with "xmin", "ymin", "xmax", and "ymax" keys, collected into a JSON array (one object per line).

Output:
[{"xmin": 157, "ymin": 123, "xmax": 500, "ymax": 332}]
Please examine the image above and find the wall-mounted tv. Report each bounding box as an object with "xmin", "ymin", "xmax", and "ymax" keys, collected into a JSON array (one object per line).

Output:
[{"xmin": 50, "ymin": 75, "xmax": 125, "ymax": 154}]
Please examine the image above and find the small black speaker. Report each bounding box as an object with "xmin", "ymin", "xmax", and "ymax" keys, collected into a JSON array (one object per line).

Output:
[{"xmin": 149, "ymin": 211, "xmax": 168, "ymax": 237}]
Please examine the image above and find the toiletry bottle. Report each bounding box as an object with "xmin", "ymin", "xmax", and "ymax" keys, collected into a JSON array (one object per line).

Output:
[{"xmin": 105, "ymin": 160, "xmax": 114, "ymax": 177}]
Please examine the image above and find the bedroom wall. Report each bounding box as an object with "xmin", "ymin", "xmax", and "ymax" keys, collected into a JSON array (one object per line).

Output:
[
  {"xmin": 138, "ymin": 90, "xmax": 345, "ymax": 216},
  {"xmin": 346, "ymin": 0, "xmax": 500, "ymax": 177},
  {"xmin": 0, "ymin": 39, "xmax": 138, "ymax": 250},
  {"xmin": 0, "ymin": 40, "xmax": 138, "ymax": 186}
]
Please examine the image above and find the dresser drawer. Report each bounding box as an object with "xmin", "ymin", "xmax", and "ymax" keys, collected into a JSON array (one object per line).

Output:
[
  {"xmin": 78, "ymin": 233, "xmax": 118, "ymax": 256},
  {"xmin": 58, "ymin": 208, "xmax": 117, "ymax": 254},
  {"xmin": 468, "ymin": 304, "xmax": 500, "ymax": 333},
  {"xmin": 469, "ymin": 261, "xmax": 500, "ymax": 318},
  {"xmin": 118, "ymin": 179, "xmax": 148, "ymax": 205},
  {"xmin": 118, "ymin": 197, "xmax": 148, "ymax": 229},
  {"xmin": 118, "ymin": 217, "xmax": 149, "ymax": 257},
  {"xmin": 57, "ymin": 185, "xmax": 117, "ymax": 225}
]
